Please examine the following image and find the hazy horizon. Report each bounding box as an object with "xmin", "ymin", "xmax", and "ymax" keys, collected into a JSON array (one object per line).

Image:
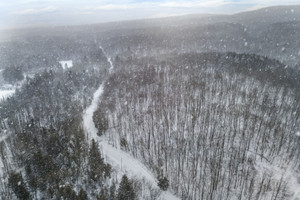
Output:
[{"xmin": 0, "ymin": 0, "xmax": 299, "ymax": 29}]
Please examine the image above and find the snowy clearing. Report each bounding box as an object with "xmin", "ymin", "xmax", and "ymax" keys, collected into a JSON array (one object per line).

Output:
[
  {"xmin": 0, "ymin": 89, "xmax": 15, "ymax": 101},
  {"xmin": 82, "ymin": 47, "xmax": 180, "ymax": 200},
  {"xmin": 0, "ymin": 74, "xmax": 29, "ymax": 101}
]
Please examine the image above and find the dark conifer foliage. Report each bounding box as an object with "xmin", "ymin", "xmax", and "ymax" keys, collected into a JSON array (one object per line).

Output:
[
  {"xmin": 0, "ymin": 45, "xmax": 115, "ymax": 199},
  {"xmin": 158, "ymin": 177, "xmax": 169, "ymax": 191},
  {"xmin": 88, "ymin": 139, "xmax": 111, "ymax": 182},
  {"xmin": 93, "ymin": 110, "xmax": 109, "ymax": 136},
  {"xmin": 8, "ymin": 172, "xmax": 30, "ymax": 200},
  {"xmin": 78, "ymin": 188, "xmax": 89, "ymax": 200},
  {"xmin": 117, "ymin": 175, "xmax": 136, "ymax": 200}
]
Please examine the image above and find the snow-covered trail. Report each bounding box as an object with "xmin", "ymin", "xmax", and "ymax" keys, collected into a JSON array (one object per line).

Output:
[
  {"xmin": 83, "ymin": 47, "xmax": 180, "ymax": 200},
  {"xmin": 83, "ymin": 84, "xmax": 104, "ymax": 143}
]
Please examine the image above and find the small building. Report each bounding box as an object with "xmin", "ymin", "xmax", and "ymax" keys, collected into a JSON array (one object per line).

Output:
[{"xmin": 59, "ymin": 60, "xmax": 73, "ymax": 70}]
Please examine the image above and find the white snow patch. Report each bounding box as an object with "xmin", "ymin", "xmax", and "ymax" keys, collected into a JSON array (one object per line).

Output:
[
  {"xmin": 0, "ymin": 133, "xmax": 11, "ymax": 143},
  {"xmin": 100, "ymin": 139, "xmax": 156, "ymax": 182},
  {"xmin": 59, "ymin": 60, "xmax": 73, "ymax": 70},
  {"xmin": 159, "ymin": 191, "xmax": 180, "ymax": 200},
  {"xmin": 83, "ymin": 84, "xmax": 104, "ymax": 143},
  {"xmin": 0, "ymin": 89, "xmax": 15, "ymax": 100},
  {"xmin": 0, "ymin": 74, "xmax": 28, "ymax": 101},
  {"xmin": 295, "ymin": 131, "xmax": 300, "ymax": 137},
  {"xmin": 99, "ymin": 46, "xmax": 114, "ymax": 73},
  {"xmin": 255, "ymin": 158, "xmax": 300, "ymax": 200}
]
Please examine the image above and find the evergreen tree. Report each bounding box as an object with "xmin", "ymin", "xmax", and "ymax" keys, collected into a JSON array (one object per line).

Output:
[
  {"xmin": 8, "ymin": 172, "xmax": 30, "ymax": 200},
  {"xmin": 78, "ymin": 188, "xmax": 88, "ymax": 200},
  {"xmin": 110, "ymin": 182, "xmax": 116, "ymax": 200},
  {"xmin": 117, "ymin": 175, "xmax": 135, "ymax": 200},
  {"xmin": 157, "ymin": 177, "xmax": 169, "ymax": 191},
  {"xmin": 98, "ymin": 188, "xmax": 108, "ymax": 200},
  {"xmin": 93, "ymin": 109, "xmax": 108, "ymax": 136},
  {"xmin": 58, "ymin": 185, "xmax": 77, "ymax": 200},
  {"xmin": 88, "ymin": 139, "xmax": 105, "ymax": 181}
]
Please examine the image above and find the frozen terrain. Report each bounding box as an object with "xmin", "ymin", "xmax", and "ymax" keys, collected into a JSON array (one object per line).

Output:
[
  {"xmin": 0, "ymin": 81, "xmax": 26, "ymax": 101},
  {"xmin": 1, "ymin": 6, "xmax": 300, "ymax": 199},
  {"xmin": 0, "ymin": 88, "xmax": 15, "ymax": 101},
  {"xmin": 83, "ymin": 47, "xmax": 179, "ymax": 200}
]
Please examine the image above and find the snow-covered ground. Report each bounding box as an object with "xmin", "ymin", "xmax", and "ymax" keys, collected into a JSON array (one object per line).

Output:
[
  {"xmin": 0, "ymin": 88, "xmax": 15, "ymax": 101},
  {"xmin": 83, "ymin": 84, "xmax": 104, "ymax": 143},
  {"xmin": 0, "ymin": 82, "xmax": 24, "ymax": 101},
  {"xmin": 83, "ymin": 47, "xmax": 180, "ymax": 200},
  {"xmin": 0, "ymin": 73, "xmax": 30, "ymax": 102},
  {"xmin": 0, "ymin": 70, "xmax": 15, "ymax": 101},
  {"xmin": 255, "ymin": 156, "xmax": 300, "ymax": 200}
]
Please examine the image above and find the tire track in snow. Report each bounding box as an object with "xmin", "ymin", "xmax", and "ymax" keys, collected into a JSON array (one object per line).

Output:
[{"xmin": 83, "ymin": 47, "xmax": 180, "ymax": 200}]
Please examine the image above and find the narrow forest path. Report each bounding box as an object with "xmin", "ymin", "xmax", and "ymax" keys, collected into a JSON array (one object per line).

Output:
[{"xmin": 82, "ymin": 47, "xmax": 180, "ymax": 200}]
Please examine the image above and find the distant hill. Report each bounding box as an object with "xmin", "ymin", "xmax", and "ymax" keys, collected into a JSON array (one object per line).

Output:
[
  {"xmin": 1, "ymin": 5, "xmax": 300, "ymax": 71},
  {"xmin": 232, "ymin": 5, "xmax": 300, "ymax": 25}
]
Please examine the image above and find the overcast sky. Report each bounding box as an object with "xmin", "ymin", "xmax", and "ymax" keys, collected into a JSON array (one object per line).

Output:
[{"xmin": 0, "ymin": 0, "xmax": 299, "ymax": 29}]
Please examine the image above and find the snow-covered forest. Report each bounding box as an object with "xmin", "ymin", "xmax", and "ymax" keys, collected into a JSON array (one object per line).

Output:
[{"xmin": 0, "ymin": 5, "xmax": 300, "ymax": 200}]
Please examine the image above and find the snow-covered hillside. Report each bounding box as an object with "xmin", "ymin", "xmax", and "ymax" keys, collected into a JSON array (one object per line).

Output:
[
  {"xmin": 0, "ymin": 5, "xmax": 300, "ymax": 200},
  {"xmin": 83, "ymin": 47, "xmax": 179, "ymax": 200}
]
